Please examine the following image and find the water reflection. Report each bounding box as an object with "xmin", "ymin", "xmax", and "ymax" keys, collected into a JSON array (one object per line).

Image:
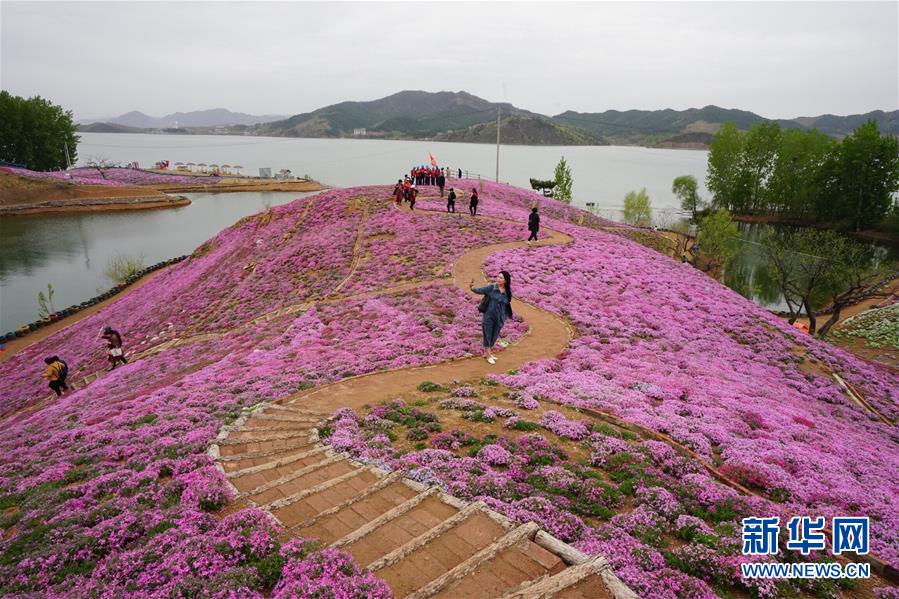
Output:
[{"xmin": 725, "ymin": 222, "xmax": 899, "ymax": 311}]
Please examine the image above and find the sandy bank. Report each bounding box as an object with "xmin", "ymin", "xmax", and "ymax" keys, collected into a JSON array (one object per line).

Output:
[
  {"xmin": 148, "ymin": 178, "xmax": 327, "ymax": 194},
  {"xmin": 0, "ymin": 195, "xmax": 190, "ymax": 216}
]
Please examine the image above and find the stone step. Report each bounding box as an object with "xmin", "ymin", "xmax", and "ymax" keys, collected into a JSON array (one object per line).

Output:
[
  {"xmin": 264, "ymin": 404, "xmax": 325, "ymax": 417},
  {"xmin": 374, "ymin": 505, "xmax": 508, "ymax": 597},
  {"xmin": 248, "ymin": 413, "xmax": 321, "ymax": 424},
  {"xmin": 219, "ymin": 443, "xmax": 323, "ymax": 473},
  {"xmin": 332, "ymin": 487, "xmax": 439, "ymax": 549},
  {"xmin": 217, "ymin": 440, "xmax": 318, "ymax": 462},
  {"xmin": 271, "ymin": 466, "xmax": 386, "ymax": 528},
  {"xmin": 217, "ymin": 436, "xmax": 316, "ymax": 458},
  {"xmin": 408, "ymin": 522, "xmax": 540, "ymax": 599},
  {"xmin": 238, "ymin": 420, "xmax": 317, "ymax": 432},
  {"xmin": 431, "ymin": 538, "xmax": 565, "ymax": 598},
  {"xmin": 498, "ymin": 555, "xmax": 613, "ymax": 599},
  {"xmin": 292, "ymin": 475, "xmax": 418, "ymax": 544},
  {"xmin": 248, "ymin": 453, "xmax": 356, "ymax": 505},
  {"xmin": 219, "ymin": 429, "xmax": 315, "ymax": 445},
  {"xmin": 225, "ymin": 446, "xmax": 329, "ymax": 480},
  {"xmin": 265, "ymin": 466, "xmax": 368, "ymax": 512},
  {"xmin": 343, "ymin": 493, "xmax": 458, "ymax": 568}
]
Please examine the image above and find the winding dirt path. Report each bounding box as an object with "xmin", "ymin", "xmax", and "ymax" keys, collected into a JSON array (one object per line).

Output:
[
  {"xmin": 208, "ymin": 204, "xmax": 638, "ymax": 597},
  {"xmin": 279, "ymin": 211, "xmax": 575, "ymax": 414}
]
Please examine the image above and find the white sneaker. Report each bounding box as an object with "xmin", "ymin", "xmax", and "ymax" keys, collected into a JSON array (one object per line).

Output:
[{"xmin": 487, "ymin": 356, "xmax": 497, "ymax": 364}]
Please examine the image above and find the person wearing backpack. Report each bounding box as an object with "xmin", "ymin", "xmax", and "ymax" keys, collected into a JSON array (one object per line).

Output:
[
  {"xmin": 469, "ymin": 271, "xmax": 513, "ymax": 364},
  {"xmin": 43, "ymin": 356, "xmax": 69, "ymax": 397}
]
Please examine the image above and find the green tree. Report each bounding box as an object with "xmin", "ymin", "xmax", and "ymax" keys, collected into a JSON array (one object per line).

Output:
[
  {"xmin": 696, "ymin": 209, "xmax": 739, "ymax": 275},
  {"xmin": 0, "ymin": 91, "xmax": 79, "ymax": 171},
  {"xmin": 765, "ymin": 129, "xmax": 834, "ymax": 218},
  {"xmin": 622, "ymin": 188, "xmax": 652, "ymax": 226},
  {"xmin": 741, "ymin": 122, "xmax": 782, "ymax": 213},
  {"xmin": 817, "ymin": 120, "xmax": 899, "ymax": 231},
  {"xmin": 762, "ymin": 228, "xmax": 884, "ymax": 334},
  {"xmin": 553, "ymin": 156, "xmax": 573, "ymax": 203},
  {"xmin": 706, "ymin": 123, "xmax": 748, "ymax": 212},
  {"xmin": 672, "ymin": 175, "xmax": 703, "ymax": 221}
]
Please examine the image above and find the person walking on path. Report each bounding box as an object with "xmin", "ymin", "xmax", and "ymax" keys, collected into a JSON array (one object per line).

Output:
[
  {"xmin": 101, "ymin": 326, "xmax": 127, "ymax": 369},
  {"xmin": 408, "ymin": 185, "xmax": 418, "ymax": 210},
  {"xmin": 470, "ymin": 271, "xmax": 513, "ymax": 364},
  {"xmin": 42, "ymin": 356, "xmax": 68, "ymax": 397},
  {"xmin": 446, "ymin": 188, "xmax": 456, "ymax": 213},
  {"xmin": 527, "ymin": 207, "xmax": 540, "ymax": 244},
  {"xmin": 437, "ymin": 172, "xmax": 446, "ymax": 197},
  {"xmin": 469, "ymin": 188, "xmax": 479, "ymax": 216},
  {"xmin": 393, "ymin": 179, "xmax": 404, "ymax": 206}
]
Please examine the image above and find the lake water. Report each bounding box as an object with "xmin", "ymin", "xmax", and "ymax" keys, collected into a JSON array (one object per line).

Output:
[
  {"xmin": 75, "ymin": 132, "xmax": 710, "ymax": 213},
  {"xmin": 0, "ymin": 191, "xmax": 316, "ymax": 332},
  {"xmin": 0, "ymin": 133, "xmax": 710, "ymax": 331}
]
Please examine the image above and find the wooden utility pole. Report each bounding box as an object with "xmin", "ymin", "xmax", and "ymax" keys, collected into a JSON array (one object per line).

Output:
[
  {"xmin": 64, "ymin": 143, "xmax": 71, "ymax": 169},
  {"xmin": 495, "ymin": 107, "xmax": 500, "ymax": 182}
]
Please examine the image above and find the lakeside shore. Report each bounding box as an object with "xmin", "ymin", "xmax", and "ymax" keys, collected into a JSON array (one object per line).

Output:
[{"xmin": 0, "ymin": 170, "xmax": 326, "ymax": 216}]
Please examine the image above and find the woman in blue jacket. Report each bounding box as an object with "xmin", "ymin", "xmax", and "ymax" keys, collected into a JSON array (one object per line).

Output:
[{"xmin": 470, "ymin": 271, "xmax": 512, "ymax": 364}]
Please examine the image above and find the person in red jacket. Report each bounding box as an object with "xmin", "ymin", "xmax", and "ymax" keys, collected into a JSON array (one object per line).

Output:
[{"xmin": 393, "ymin": 179, "xmax": 404, "ymax": 206}]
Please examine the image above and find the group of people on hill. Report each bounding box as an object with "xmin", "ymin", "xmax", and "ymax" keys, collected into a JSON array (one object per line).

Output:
[
  {"xmin": 410, "ymin": 166, "xmax": 445, "ymax": 187},
  {"xmin": 40, "ymin": 326, "xmax": 126, "ymax": 397}
]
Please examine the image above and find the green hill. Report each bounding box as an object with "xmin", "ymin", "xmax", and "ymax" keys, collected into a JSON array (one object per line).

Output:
[{"xmin": 434, "ymin": 116, "xmax": 606, "ymax": 145}]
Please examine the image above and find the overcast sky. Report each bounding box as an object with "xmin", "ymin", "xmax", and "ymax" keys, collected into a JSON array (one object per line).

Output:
[{"xmin": 2, "ymin": 1, "xmax": 897, "ymax": 120}]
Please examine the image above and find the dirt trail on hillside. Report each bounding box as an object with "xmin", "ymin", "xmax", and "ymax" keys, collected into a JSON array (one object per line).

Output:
[{"xmin": 279, "ymin": 205, "xmax": 575, "ymax": 414}]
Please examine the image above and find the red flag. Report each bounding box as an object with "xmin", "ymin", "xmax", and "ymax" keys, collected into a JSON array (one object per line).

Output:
[{"xmin": 429, "ymin": 152, "xmax": 437, "ymax": 167}]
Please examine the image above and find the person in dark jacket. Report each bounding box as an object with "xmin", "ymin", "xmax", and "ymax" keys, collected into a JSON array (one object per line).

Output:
[
  {"xmin": 408, "ymin": 185, "xmax": 418, "ymax": 210},
  {"xmin": 436, "ymin": 173, "xmax": 446, "ymax": 197},
  {"xmin": 101, "ymin": 326, "xmax": 127, "ymax": 369},
  {"xmin": 470, "ymin": 271, "xmax": 513, "ymax": 364},
  {"xmin": 42, "ymin": 356, "xmax": 68, "ymax": 396},
  {"xmin": 458, "ymin": 168, "xmax": 462, "ymax": 179},
  {"xmin": 469, "ymin": 188, "xmax": 479, "ymax": 216},
  {"xmin": 446, "ymin": 188, "xmax": 456, "ymax": 213},
  {"xmin": 527, "ymin": 207, "xmax": 540, "ymax": 243}
]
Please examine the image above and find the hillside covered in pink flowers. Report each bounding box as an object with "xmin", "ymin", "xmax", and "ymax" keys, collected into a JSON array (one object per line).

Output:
[{"xmin": 0, "ymin": 181, "xmax": 896, "ymax": 597}]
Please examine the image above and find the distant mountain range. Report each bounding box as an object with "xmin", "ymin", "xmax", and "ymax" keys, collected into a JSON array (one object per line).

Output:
[
  {"xmin": 78, "ymin": 91, "xmax": 899, "ymax": 148},
  {"xmin": 78, "ymin": 108, "xmax": 287, "ymax": 129}
]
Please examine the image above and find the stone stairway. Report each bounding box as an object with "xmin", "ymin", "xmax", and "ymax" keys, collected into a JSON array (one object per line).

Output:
[{"xmin": 209, "ymin": 403, "xmax": 637, "ymax": 599}]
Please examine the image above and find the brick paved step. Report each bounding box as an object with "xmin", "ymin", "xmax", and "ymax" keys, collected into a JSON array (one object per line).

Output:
[
  {"xmin": 219, "ymin": 443, "xmax": 323, "ymax": 473},
  {"xmin": 293, "ymin": 475, "xmax": 417, "ymax": 544},
  {"xmin": 344, "ymin": 493, "xmax": 458, "ymax": 567},
  {"xmin": 220, "ymin": 429, "xmax": 314, "ymax": 445},
  {"xmin": 272, "ymin": 468, "xmax": 382, "ymax": 526},
  {"xmin": 217, "ymin": 438, "xmax": 318, "ymax": 462},
  {"xmin": 430, "ymin": 532, "xmax": 565, "ymax": 599},
  {"xmin": 373, "ymin": 505, "xmax": 508, "ymax": 596},
  {"xmin": 499, "ymin": 555, "xmax": 616, "ymax": 599},
  {"xmin": 229, "ymin": 450, "xmax": 334, "ymax": 496},
  {"xmin": 249, "ymin": 455, "xmax": 357, "ymax": 505}
]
